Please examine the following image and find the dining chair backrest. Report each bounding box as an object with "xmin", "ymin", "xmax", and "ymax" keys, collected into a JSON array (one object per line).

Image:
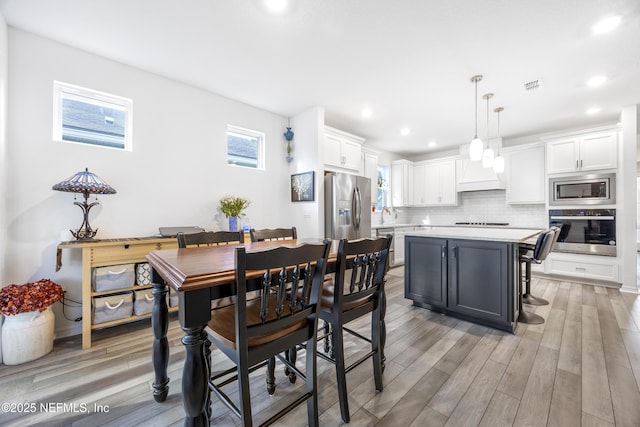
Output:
[
  {"xmin": 177, "ymin": 230, "xmax": 243, "ymax": 248},
  {"xmin": 249, "ymin": 227, "xmax": 297, "ymax": 242},
  {"xmin": 233, "ymin": 240, "xmax": 329, "ymax": 348},
  {"xmin": 331, "ymin": 235, "xmax": 392, "ymax": 311}
]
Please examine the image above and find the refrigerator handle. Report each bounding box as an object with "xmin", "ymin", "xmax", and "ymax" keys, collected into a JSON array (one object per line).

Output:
[{"xmin": 353, "ymin": 186, "xmax": 362, "ymax": 230}]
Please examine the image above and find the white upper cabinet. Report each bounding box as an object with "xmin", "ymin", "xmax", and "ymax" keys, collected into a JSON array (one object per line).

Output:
[
  {"xmin": 324, "ymin": 126, "xmax": 364, "ymax": 172},
  {"xmin": 362, "ymin": 150, "xmax": 379, "ymax": 202},
  {"xmin": 504, "ymin": 144, "xmax": 545, "ymax": 204},
  {"xmin": 391, "ymin": 160, "xmax": 414, "ymax": 207},
  {"xmin": 423, "ymin": 159, "xmax": 457, "ymax": 206},
  {"xmin": 546, "ymin": 130, "xmax": 617, "ymax": 174}
]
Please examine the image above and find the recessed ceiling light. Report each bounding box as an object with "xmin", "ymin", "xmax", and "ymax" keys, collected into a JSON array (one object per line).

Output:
[
  {"xmin": 587, "ymin": 75, "xmax": 607, "ymax": 87},
  {"xmin": 264, "ymin": 0, "xmax": 287, "ymax": 13},
  {"xmin": 586, "ymin": 107, "xmax": 601, "ymax": 115},
  {"xmin": 591, "ymin": 15, "xmax": 621, "ymax": 34},
  {"xmin": 428, "ymin": 141, "xmax": 437, "ymax": 148},
  {"xmin": 361, "ymin": 108, "xmax": 372, "ymax": 118},
  {"xmin": 400, "ymin": 128, "xmax": 411, "ymax": 136}
]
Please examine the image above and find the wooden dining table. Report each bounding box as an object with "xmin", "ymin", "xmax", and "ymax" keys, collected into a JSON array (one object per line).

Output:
[{"xmin": 145, "ymin": 239, "xmax": 389, "ymax": 425}]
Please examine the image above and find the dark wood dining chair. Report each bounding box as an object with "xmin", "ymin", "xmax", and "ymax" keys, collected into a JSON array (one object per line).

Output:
[
  {"xmin": 249, "ymin": 226, "xmax": 299, "ymax": 387},
  {"xmin": 205, "ymin": 241, "xmax": 330, "ymax": 427},
  {"xmin": 318, "ymin": 235, "xmax": 392, "ymax": 423},
  {"xmin": 249, "ymin": 227, "xmax": 297, "ymax": 242},
  {"xmin": 176, "ymin": 230, "xmax": 243, "ymax": 247},
  {"xmin": 177, "ymin": 230, "xmax": 244, "ymax": 309}
]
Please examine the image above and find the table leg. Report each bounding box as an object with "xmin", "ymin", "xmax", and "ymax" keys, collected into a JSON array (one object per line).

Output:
[
  {"xmin": 151, "ymin": 279, "xmax": 170, "ymax": 402},
  {"xmin": 182, "ymin": 325, "xmax": 209, "ymax": 426}
]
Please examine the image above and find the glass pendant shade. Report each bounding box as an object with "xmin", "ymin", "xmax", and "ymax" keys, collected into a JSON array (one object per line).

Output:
[
  {"xmin": 469, "ymin": 137, "xmax": 484, "ymax": 161},
  {"xmin": 482, "ymin": 147, "xmax": 494, "ymax": 167},
  {"xmin": 493, "ymin": 154, "xmax": 505, "ymax": 173},
  {"xmin": 493, "ymin": 106, "xmax": 505, "ymax": 174}
]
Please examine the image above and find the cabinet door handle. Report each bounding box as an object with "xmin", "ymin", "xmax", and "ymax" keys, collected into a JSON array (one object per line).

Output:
[
  {"xmin": 441, "ymin": 245, "xmax": 446, "ymax": 258},
  {"xmin": 576, "ymin": 160, "xmax": 579, "ymax": 170},
  {"xmin": 452, "ymin": 246, "xmax": 457, "ymax": 258},
  {"xmin": 580, "ymin": 160, "xmax": 583, "ymax": 169}
]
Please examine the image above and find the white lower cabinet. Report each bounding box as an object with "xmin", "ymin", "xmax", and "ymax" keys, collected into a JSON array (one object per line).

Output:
[
  {"xmin": 545, "ymin": 252, "xmax": 619, "ymax": 283},
  {"xmin": 393, "ymin": 226, "xmax": 414, "ymax": 265}
]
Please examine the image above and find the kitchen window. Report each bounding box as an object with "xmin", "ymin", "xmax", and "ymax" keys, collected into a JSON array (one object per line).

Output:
[
  {"xmin": 53, "ymin": 81, "xmax": 132, "ymax": 150},
  {"xmin": 227, "ymin": 125, "xmax": 265, "ymax": 169}
]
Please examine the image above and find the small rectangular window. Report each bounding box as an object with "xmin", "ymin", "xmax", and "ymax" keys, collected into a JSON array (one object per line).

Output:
[
  {"xmin": 53, "ymin": 81, "xmax": 133, "ymax": 150},
  {"xmin": 227, "ymin": 125, "xmax": 265, "ymax": 169}
]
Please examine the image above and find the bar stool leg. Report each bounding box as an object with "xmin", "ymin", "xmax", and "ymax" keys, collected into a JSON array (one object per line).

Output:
[
  {"xmin": 518, "ymin": 260, "xmax": 545, "ymax": 325},
  {"xmin": 521, "ymin": 260, "xmax": 549, "ymax": 306}
]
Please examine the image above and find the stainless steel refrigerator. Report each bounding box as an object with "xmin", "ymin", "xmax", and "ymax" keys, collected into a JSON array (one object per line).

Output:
[{"xmin": 325, "ymin": 173, "xmax": 371, "ymax": 240}]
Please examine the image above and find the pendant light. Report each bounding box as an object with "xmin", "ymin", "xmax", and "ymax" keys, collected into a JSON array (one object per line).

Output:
[
  {"xmin": 493, "ymin": 107, "xmax": 505, "ymax": 173},
  {"xmin": 469, "ymin": 75, "xmax": 484, "ymax": 161},
  {"xmin": 481, "ymin": 93, "xmax": 494, "ymax": 168}
]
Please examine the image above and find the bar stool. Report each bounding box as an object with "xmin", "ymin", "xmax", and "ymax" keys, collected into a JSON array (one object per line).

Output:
[
  {"xmin": 521, "ymin": 226, "xmax": 559, "ymax": 306},
  {"xmin": 518, "ymin": 229, "xmax": 555, "ymax": 324}
]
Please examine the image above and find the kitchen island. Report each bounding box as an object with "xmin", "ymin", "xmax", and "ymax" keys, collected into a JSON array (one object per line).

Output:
[{"xmin": 404, "ymin": 227, "xmax": 542, "ymax": 332}]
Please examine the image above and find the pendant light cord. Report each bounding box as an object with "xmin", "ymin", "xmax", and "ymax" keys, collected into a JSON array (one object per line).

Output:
[{"xmin": 474, "ymin": 80, "xmax": 478, "ymax": 138}]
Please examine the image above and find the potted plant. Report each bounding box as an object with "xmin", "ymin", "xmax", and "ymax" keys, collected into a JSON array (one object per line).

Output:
[
  {"xmin": 0, "ymin": 279, "xmax": 64, "ymax": 365},
  {"xmin": 219, "ymin": 196, "xmax": 250, "ymax": 232}
]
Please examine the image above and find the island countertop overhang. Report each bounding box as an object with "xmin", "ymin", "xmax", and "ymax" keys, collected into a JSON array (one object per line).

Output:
[{"xmin": 406, "ymin": 227, "xmax": 544, "ymax": 243}]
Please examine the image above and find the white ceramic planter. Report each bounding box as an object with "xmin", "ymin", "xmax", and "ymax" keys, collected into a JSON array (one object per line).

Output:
[{"xmin": 1, "ymin": 306, "xmax": 55, "ymax": 365}]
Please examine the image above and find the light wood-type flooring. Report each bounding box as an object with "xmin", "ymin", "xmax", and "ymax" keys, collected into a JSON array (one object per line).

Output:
[{"xmin": 2, "ymin": 267, "xmax": 640, "ymax": 426}]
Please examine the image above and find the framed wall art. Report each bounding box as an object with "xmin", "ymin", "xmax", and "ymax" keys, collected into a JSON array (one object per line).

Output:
[{"xmin": 291, "ymin": 171, "xmax": 315, "ymax": 202}]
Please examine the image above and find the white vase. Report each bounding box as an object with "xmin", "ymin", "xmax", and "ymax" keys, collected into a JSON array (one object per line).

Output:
[{"xmin": 2, "ymin": 306, "xmax": 55, "ymax": 365}]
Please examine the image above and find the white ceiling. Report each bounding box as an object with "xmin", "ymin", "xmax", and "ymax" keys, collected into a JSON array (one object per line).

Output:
[{"xmin": 1, "ymin": 0, "xmax": 639, "ymax": 156}]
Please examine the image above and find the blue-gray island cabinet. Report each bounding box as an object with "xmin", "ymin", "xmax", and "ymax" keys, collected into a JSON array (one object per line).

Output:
[{"xmin": 404, "ymin": 227, "xmax": 543, "ymax": 332}]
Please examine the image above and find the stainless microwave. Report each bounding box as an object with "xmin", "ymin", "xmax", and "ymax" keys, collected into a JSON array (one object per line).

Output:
[{"xmin": 549, "ymin": 173, "xmax": 615, "ymax": 206}]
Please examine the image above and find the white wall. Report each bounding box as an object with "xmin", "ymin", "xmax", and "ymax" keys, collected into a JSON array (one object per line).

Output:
[
  {"xmin": 620, "ymin": 105, "xmax": 639, "ymax": 292},
  {"xmin": 6, "ymin": 28, "xmax": 301, "ymax": 337},
  {"xmin": 289, "ymin": 106, "xmax": 325, "ymax": 239},
  {"xmin": 0, "ymin": 15, "xmax": 6, "ymax": 285}
]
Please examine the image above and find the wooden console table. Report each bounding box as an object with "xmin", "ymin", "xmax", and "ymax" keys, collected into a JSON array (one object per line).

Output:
[{"xmin": 56, "ymin": 236, "xmax": 179, "ymax": 349}]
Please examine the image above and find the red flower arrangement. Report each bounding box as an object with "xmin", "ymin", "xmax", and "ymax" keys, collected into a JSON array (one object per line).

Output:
[{"xmin": 0, "ymin": 279, "xmax": 64, "ymax": 316}]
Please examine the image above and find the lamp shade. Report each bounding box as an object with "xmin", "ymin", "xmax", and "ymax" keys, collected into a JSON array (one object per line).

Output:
[
  {"xmin": 52, "ymin": 168, "xmax": 116, "ymax": 195},
  {"xmin": 469, "ymin": 138, "xmax": 484, "ymax": 161},
  {"xmin": 52, "ymin": 168, "xmax": 116, "ymax": 240},
  {"xmin": 493, "ymin": 154, "xmax": 505, "ymax": 173}
]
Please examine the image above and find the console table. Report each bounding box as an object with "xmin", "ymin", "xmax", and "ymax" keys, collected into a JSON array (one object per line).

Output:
[{"xmin": 56, "ymin": 236, "xmax": 178, "ymax": 349}]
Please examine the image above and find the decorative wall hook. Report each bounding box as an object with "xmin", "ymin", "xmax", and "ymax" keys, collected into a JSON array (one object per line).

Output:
[{"xmin": 284, "ymin": 125, "xmax": 294, "ymax": 163}]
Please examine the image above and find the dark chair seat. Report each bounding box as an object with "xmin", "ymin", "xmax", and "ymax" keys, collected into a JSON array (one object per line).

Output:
[
  {"xmin": 320, "ymin": 280, "xmax": 374, "ymax": 312},
  {"xmin": 207, "ymin": 293, "xmax": 307, "ymax": 349}
]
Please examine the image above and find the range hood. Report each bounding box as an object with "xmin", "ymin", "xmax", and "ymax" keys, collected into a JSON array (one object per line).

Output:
[{"xmin": 456, "ymin": 139, "xmax": 506, "ymax": 192}]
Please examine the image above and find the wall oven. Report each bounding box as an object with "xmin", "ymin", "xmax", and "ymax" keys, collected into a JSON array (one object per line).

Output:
[
  {"xmin": 548, "ymin": 209, "xmax": 616, "ymax": 256},
  {"xmin": 549, "ymin": 173, "xmax": 615, "ymax": 206}
]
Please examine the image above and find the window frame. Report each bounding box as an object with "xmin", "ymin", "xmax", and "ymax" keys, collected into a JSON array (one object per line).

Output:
[
  {"xmin": 226, "ymin": 124, "xmax": 265, "ymax": 170},
  {"xmin": 53, "ymin": 80, "xmax": 133, "ymax": 151}
]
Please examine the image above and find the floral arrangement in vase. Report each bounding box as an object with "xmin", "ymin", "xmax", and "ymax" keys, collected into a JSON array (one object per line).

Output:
[
  {"xmin": 219, "ymin": 196, "xmax": 250, "ymax": 232},
  {"xmin": 0, "ymin": 279, "xmax": 64, "ymax": 315}
]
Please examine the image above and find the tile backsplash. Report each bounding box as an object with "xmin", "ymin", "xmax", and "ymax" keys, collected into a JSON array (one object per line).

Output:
[{"xmin": 382, "ymin": 190, "xmax": 547, "ymax": 228}]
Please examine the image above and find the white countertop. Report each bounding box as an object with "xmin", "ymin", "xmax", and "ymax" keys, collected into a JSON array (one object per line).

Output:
[{"xmin": 406, "ymin": 227, "xmax": 543, "ymax": 243}]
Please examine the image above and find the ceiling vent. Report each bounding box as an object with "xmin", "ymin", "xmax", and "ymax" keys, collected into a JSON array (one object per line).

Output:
[{"xmin": 523, "ymin": 79, "xmax": 543, "ymax": 92}]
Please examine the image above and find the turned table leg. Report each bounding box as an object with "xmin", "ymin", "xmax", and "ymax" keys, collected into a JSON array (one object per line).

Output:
[{"xmin": 151, "ymin": 278, "xmax": 170, "ymax": 402}]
